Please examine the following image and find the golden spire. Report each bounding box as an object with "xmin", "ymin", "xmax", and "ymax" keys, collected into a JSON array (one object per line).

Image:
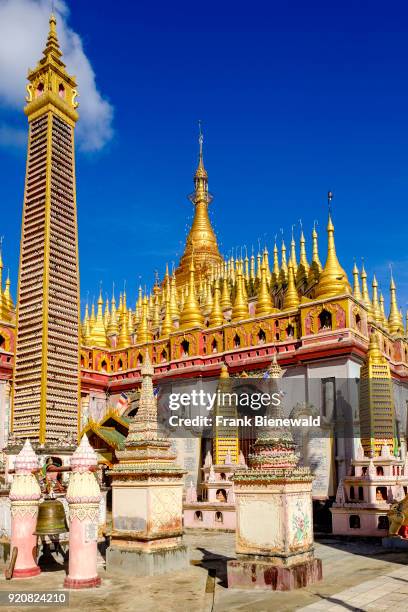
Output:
[
  {"xmin": 160, "ymin": 295, "xmax": 174, "ymax": 338},
  {"xmin": 256, "ymin": 251, "xmax": 262, "ymax": 281},
  {"xmin": 283, "ymin": 263, "xmax": 299, "ymax": 310},
  {"xmin": 273, "ymin": 241, "xmax": 279, "ymax": 284},
  {"xmin": 280, "ymin": 239, "xmax": 288, "ymax": 284},
  {"xmin": 25, "ymin": 14, "xmax": 78, "ymax": 123},
  {"xmin": 231, "ymin": 262, "xmax": 249, "ymax": 322},
  {"xmin": 137, "ymin": 295, "xmax": 152, "ymax": 344},
  {"xmin": 220, "ymin": 276, "xmax": 232, "ymax": 311},
  {"xmin": 352, "ymin": 262, "xmax": 362, "ymax": 301},
  {"xmin": 82, "ymin": 302, "xmax": 89, "ymax": 337},
  {"xmin": 175, "ymin": 125, "xmax": 222, "ymax": 286},
  {"xmin": 209, "ymin": 279, "xmax": 224, "ymax": 327},
  {"xmin": 3, "ymin": 272, "xmax": 13, "ymax": 312},
  {"xmin": 308, "ymin": 223, "xmax": 322, "ymax": 282},
  {"xmin": 128, "ymin": 308, "xmax": 134, "ymax": 337},
  {"xmin": 360, "ymin": 264, "xmax": 373, "ymax": 316},
  {"xmin": 366, "ymin": 330, "xmax": 383, "ymax": 363},
  {"xmin": 371, "ymin": 275, "xmax": 382, "ymax": 323},
  {"xmin": 263, "ymin": 248, "xmax": 272, "ymax": 285},
  {"xmin": 244, "ymin": 254, "xmax": 249, "ymax": 282},
  {"xmin": 82, "ymin": 314, "xmax": 92, "ymax": 346},
  {"xmin": 256, "ymin": 261, "xmax": 273, "ymax": 316},
  {"xmin": 204, "ymin": 277, "xmax": 214, "ymax": 315},
  {"xmin": 388, "ymin": 272, "xmax": 404, "ymax": 335},
  {"xmin": 179, "ymin": 257, "xmax": 204, "ymax": 329},
  {"xmin": 169, "ymin": 273, "xmax": 180, "ymax": 320},
  {"xmin": 297, "ymin": 228, "xmax": 309, "ymax": 282},
  {"xmin": 314, "ymin": 203, "xmax": 351, "ymax": 299},
  {"xmin": 379, "ymin": 293, "xmax": 388, "ymax": 330},
  {"xmin": 43, "ymin": 13, "xmax": 62, "ymax": 59},
  {"xmin": 90, "ymin": 301, "xmax": 96, "ymax": 331},
  {"xmin": 91, "ymin": 290, "xmax": 108, "ymax": 347},
  {"xmin": 107, "ymin": 290, "xmax": 119, "ymax": 336},
  {"xmin": 118, "ymin": 292, "xmax": 123, "ymax": 317},
  {"xmin": 151, "ymin": 293, "xmax": 160, "ymax": 331},
  {"xmin": 117, "ymin": 292, "xmax": 130, "ymax": 348},
  {"xmin": 104, "ymin": 297, "xmax": 110, "ymax": 329},
  {"xmin": 289, "ymin": 229, "xmax": 298, "ymax": 273},
  {"xmin": 250, "ymin": 249, "xmax": 256, "ymax": 281}
]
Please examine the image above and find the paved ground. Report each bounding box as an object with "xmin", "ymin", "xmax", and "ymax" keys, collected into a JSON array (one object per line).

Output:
[{"xmin": 1, "ymin": 532, "xmax": 408, "ymax": 611}]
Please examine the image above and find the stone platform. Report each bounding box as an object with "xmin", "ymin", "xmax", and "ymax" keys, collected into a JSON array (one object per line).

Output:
[
  {"xmin": 106, "ymin": 542, "xmax": 188, "ymax": 576},
  {"xmin": 227, "ymin": 556, "xmax": 322, "ymax": 590}
]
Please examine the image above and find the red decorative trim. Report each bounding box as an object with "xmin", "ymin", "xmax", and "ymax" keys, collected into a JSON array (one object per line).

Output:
[
  {"xmin": 64, "ymin": 576, "xmax": 101, "ymax": 589},
  {"xmin": 10, "ymin": 566, "xmax": 41, "ymax": 578}
]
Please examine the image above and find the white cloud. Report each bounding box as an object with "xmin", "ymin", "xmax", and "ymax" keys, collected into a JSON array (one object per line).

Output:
[{"xmin": 0, "ymin": 0, "xmax": 113, "ymax": 151}]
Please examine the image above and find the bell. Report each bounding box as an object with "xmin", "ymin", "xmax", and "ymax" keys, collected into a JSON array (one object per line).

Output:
[{"xmin": 34, "ymin": 499, "xmax": 68, "ymax": 536}]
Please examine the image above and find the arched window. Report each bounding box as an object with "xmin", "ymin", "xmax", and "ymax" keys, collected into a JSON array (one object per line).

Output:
[
  {"xmin": 377, "ymin": 466, "xmax": 384, "ymax": 476},
  {"xmin": 0, "ymin": 335, "xmax": 5, "ymax": 350},
  {"xmin": 194, "ymin": 511, "xmax": 203, "ymax": 521},
  {"xmin": 80, "ymin": 355, "xmax": 85, "ymax": 367},
  {"xmin": 319, "ymin": 309, "xmax": 332, "ymax": 330},
  {"xmin": 349, "ymin": 486, "xmax": 355, "ymax": 499},
  {"xmin": 117, "ymin": 358, "xmax": 123, "ymax": 370},
  {"xmin": 257, "ymin": 329, "xmax": 266, "ymax": 344},
  {"xmin": 233, "ymin": 334, "xmax": 241, "ymax": 348},
  {"xmin": 181, "ymin": 340, "xmax": 189, "ymax": 357},
  {"xmin": 161, "ymin": 349, "xmax": 167, "ymax": 362},
  {"xmin": 137, "ymin": 354, "xmax": 143, "ymax": 364},
  {"xmin": 220, "ymin": 473, "xmax": 226, "ymax": 480},
  {"xmin": 349, "ymin": 515, "xmax": 360, "ymax": 529},
  {"xmin": 358, "ymin": 486, "xmax": 364, "ymax": 501},
  {"xmin": 101, "ymin": 360, "xmax": 107, "ymax": 372},
  {"xmin": 378, "ymin": 515, "xmax": 389, "ymax": 530},
  {"xmin": 211, "ymin": 338, "xmax": 218, "ymax": 353},
  {"xmin": 215, "ymin": 511, "xmax": 223, "ymax": 523},
  {"xmin": 355, "ymin": 313, "xmax": 361, "ymax": 331},
  {"xmin": 35, "ymin": 82, "xmax": 44, "ymax": 97},
  {"xmin": 58, "ymin": 83, "xmax": 65, "ymax": 98},
  {"xmin": 216, "ymin": 489, "xmax": 227, "ymax": 502},
  {"xmin": 286, "ymin": 324, "xmax": 294, "ymax": 338},
  {"xmin": 376, "ymin": 486, "xmax": 387, "ymax": 501}
]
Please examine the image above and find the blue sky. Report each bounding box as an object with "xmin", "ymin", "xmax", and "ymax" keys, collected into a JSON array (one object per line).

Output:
[{"xmin": 1, "ymin": 0, "xmax": 408, "ymax": 312}]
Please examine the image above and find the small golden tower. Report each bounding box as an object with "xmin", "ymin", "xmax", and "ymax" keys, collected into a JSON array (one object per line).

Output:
[
  {"xmin": 388, "ymin": 273, "xmax": 404, "ymax": 335},
  {"xmin": 209, "ymin": 279, "xmax": 224, "ymax": 327},
  {"xmin": 352, "ymin": 262, "xmax": 362, "ymax": 301},
  {"xmin": 231, "ymin": 262, "xmax": 249, "ymax": 322},
  {"xmin": 359, "ymin": 331, "xmax": 396, "ymax": 457},
  {"xmin": 91, "ymin": 290, "xmax": 108, "ymax": 347},
  {"xmin": 314, "ymin": 195, "xmax": 351, "ymax": 299},
  {"xmin": 283, "ymin": 263, "xmax": 300, "ymax": 310},
  {"xmin": 213, "ymin": 363, "xmax": 239, "ymax": 464},
  {"xmin": 179, "ymin": 258, "xmax": 204, "ymax": 330}
]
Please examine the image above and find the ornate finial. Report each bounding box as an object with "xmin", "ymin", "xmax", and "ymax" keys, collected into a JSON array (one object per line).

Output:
[
  {"xmin": 198, "ymin": 119, "xmax": 203, "ymax": 160},
  {"xmin": 314, "ymin": 204, "xmax": 351, "ymax": 299},
  {"xmin": 328, "ymin": 190, "xmax": 333, "ymax": 215}
]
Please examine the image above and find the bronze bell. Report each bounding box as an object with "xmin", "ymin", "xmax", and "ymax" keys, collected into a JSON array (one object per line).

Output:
[{"xmin": 34, "ymin": 499, "xmax": 68, "ymax": 536}]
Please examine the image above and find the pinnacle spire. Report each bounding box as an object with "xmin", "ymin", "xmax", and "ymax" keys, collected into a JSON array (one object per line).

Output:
[
  {"xmin": 314, "ymin": 205, "xmax": 351, "ymax": 299},
  {"xmin": 388, "ymin": 271, "xmax": 404, "ymax": 335},
  {"xmin": 352, "ymin": 262, "xmax": 362, "ymax": 301}
]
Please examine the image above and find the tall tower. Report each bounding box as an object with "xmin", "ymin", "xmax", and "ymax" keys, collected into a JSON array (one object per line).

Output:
[
  {"xmin": 175, "ymin": 128, "xmax": 222, "ymax": 287},
  {"xmin": 12, "ymin": 15, "xmax": 80, "ymax": 444},
  {"xmin": 359, "ymin": 332, "xmax": 396, "ymax": 456}
]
